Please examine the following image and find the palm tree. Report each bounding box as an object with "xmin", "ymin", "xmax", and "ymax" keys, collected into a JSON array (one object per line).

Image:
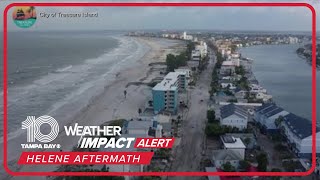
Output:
[
  {"xmin": 27, "ymin": 6, "xmax": 35, "ymax": 19},
  {"xmin": 275, "ymin": 116, "xmax": 284, "ymax": 128}
]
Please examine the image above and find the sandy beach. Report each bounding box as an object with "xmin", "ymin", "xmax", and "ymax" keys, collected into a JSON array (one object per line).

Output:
[{"xmin": 1, "ymin": 37, "xmax": 185, "ymax": 180}]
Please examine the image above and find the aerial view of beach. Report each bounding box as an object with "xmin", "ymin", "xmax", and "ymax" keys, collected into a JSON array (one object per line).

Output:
[{"xmin": 1, "ymin": 3, "xmax": 320, "ymax": 180}]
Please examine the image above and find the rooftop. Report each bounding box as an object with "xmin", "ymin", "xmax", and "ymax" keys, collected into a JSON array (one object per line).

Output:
[
  {"xmin": 152, "ymin": 72, "xmax": 185, "ymax": 91},
  {"xmin": 212, "ymin": 149, "xmax": 242, "ymax": 161},
  {"xmin": 222, "ymin": 61, "xmax": 234, "ymax": 66},
  {"xmin": 220, "ymin": 103, "xmax": 247, "ymax": 119},
  {"xmin": 126, "ymin": 120, "xmax": 153, "ymax": 130},
  {"xmin": 283, "ymin": 113, "xmax": 319, "ymax": 139},
  {"xmin": 219, "ymin": 79, "xmax": 233, "ymax": 84},
  {"xmin": 255, "ymin": 103, "xmax": 287, "ymax": 118},
  {"xmin": 234, "ymin": 87, "xmax": 246, "ymax": 93},
  {"xmin": 249, "ymin": 79, "xmax": 259, "ymax": 85},
  {"xmin": 221, "ymin": 135, "xmax": 246, "ymax": 149}
]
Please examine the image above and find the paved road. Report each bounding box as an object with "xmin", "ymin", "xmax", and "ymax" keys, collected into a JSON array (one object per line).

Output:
[{"xmin": 168, "ymin": 53, "xmax": 215, "ymax": 180}]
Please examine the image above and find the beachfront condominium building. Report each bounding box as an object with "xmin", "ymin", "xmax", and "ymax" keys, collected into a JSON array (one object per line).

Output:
[
  {"xmin": 174, "ymin": 68, "xmax": 192, "ymax": 84},
  {"xmin": 152, "ymin": 72, "xmax": 187, "ymax": 114}
]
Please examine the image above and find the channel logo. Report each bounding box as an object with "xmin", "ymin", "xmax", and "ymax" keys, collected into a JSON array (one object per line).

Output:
[
  {"xmin": 21, "ymin": 115, "xmax": 61, "ymax": 149},
  {"xmin": 12, "ymin": 6, "xmax": 37, "ymax": 28}
]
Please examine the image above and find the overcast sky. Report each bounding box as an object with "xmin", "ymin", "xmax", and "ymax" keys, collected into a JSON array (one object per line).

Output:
[{"xmin": 1, "ymin": 0, "xmax": 319, "ymax": 32}]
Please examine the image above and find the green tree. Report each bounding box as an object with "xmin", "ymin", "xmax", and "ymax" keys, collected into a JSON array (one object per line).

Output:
[
  {"xmin": 207, "ymin": 109, "xmax": 216, "ymax": 123},
  {"xmin": 205, "ymin": 123, "xmax": 224, "ymax": 137},
  {"xmin": 237, "ymin": 76, "xmax": 249, "ymax": 91},
  {"xmin": 243, "ymin": 137, "xmax": 251, "ymax": 146},
  {"xmin": 101, "ymin": 165, "xmax": 107, "ymax": 172},
  {"xmin": 238, "ymin": 160, "xmax": 250, "ymax": 171},
  {"xmin": 221, "ymin": 162, "xmax": 236, "ymax": 172},
  {"xmin": 274, "ymin": 143, "xmax": 286, "ymax": 151},
  {"xmin": 235, "ymin": 65, "xmax": 245, "ymax": 76},
  {"xmin": 275, "ymin": 116, "xmax": 284, "ymax": 128},
  {"xmin": 230, "ymin": 44, "xmax": 237, "ymax": 53},
  {"xmin": 257, "ymin": 152, "xmax": 268, "ymax": 172},
  {"xmin": 165, "ymin": 52, "xmax": 187, "ymax": 72},
  {"xmin": 166, "ymin": 54, "xmax": 176, "ymax": 72}
]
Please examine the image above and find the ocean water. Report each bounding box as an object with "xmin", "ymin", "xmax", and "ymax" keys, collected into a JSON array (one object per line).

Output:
[
  {"xmin": 240, "ymin": 44, "xmax": 319, "ymax": 121},
  {"xmin": 0, "ymin": 31, "xmax": 150, "ymax": 141}
]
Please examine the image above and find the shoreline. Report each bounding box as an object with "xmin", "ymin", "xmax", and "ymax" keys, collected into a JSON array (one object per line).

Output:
[{"xmin": 1, "ymin": 37, "xmax": 186, "ymax": 180}]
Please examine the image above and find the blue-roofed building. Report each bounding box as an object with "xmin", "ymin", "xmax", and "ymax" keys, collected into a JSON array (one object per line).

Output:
[
  {"xmin": 254, "ymin": 103, "xmax": 289, "ymax": 133},
  {"xmin": 219, "ymin": 103, "xmax": 248, "ymax": 130},
  {"xmin": 280, "ymin": 113, "xmax": 320, "ymax": 158}
]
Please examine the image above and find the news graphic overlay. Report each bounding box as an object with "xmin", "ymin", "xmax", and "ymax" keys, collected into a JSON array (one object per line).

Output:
[
  {"xmin": 12, "ymin": 6, "xmax": 36, "ymax": 28},
  {"xmin": 21, "ymin": 115, "xmax": 60, "ymax": 148},
  {"xmin": 3, "ymin": 2, "xmax": 317, "ymax": 177},
  {"xmin": 18, "ymin": 116, "xmax": 174, "ymax": 165}
]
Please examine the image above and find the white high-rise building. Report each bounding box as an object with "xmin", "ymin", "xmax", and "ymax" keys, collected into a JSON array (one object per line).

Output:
[
  {"xmin": 288, "ymin": 36, "xmax": 299, "ymax": 44},
  {"xmin": 183, "ymin": 31, "xmax": 187, "ymax": 40}
]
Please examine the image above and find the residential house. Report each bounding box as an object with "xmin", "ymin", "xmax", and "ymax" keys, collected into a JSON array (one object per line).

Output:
[
  {"xmin": 226, "ymin": 56, "xmax": 240, "ymax": 67},
  {"xmin": 220, "ymin": 61, "xmax": 236, "ymax": 75},
  {"xmin": 122, "ymin": 119, "xmax": 162, "ymax": 138},
  {"xmin": 220, "ymin": 75, "xmax": 241, "ymax": 81},
  {"xmin": 234, "ymin": 88, "xmax": 248, "ymax": 99},
  {"xmin": 280, "ymin": 113, "xmax": 320, "ymax": 158},
  {"xmin": 254, "ymin": 103, "xmax": 289, "ymax": 133},
  {"xmin": 97, "ymin": 145, "xmax": 142, "ymax": 179},
  {"xmin": 220, "ymin": 104, "xmax": 248, "ymax": 130},
  {"xmin": 249, "ymin": 84, "xmax": 267, "ymax": 94},
  {"xmin": 211, "ymin": 150, "xmax": 243, "ymax": 169},
  {"xmin": 220, "ymin": 135, "xmax": 246, "ymax": 159},
  {"xmin": 230, "ymin": 53, "xmax": 240, "ymax": 59},
  {"xmin": 248, "ymin": 79, "xmax": 259, "ymax": 86},
  {"xmin": 154, "ymin": 114, "xmax": 172, "ymax": 137},
  {"xmin": 220, "ymin": 79, "xmax": 236, "ymax": 90},
  {"xmin": 255, "ymin": 92, "xmax": 272, "ymax": 102},
  {"xmin": 99, "ymin": 119, "xmax": 164, "ymax": 177},
  {"xmin": 225, "ymin": 133, "xmax": 257, "ymax": 149}
]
